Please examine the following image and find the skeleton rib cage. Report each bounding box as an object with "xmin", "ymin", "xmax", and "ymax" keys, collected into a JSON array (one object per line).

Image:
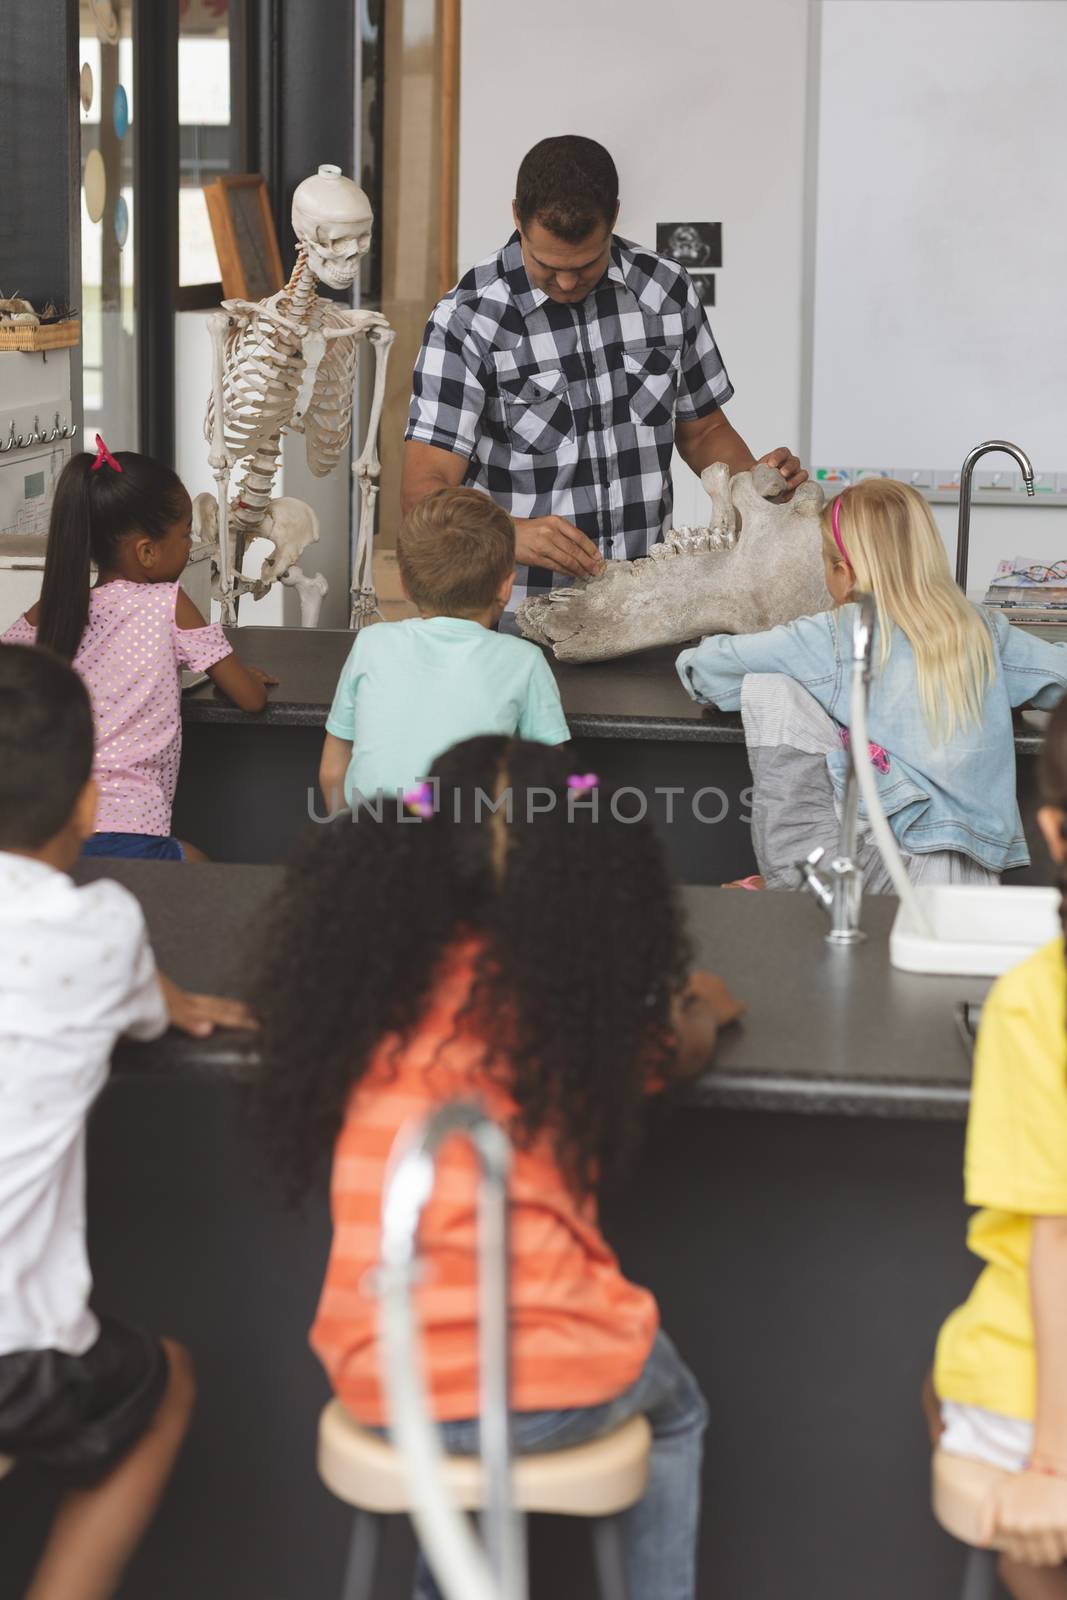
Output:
[{"xmin": 205, "ymin": 255, "xmax": 358, "ymax": 548}]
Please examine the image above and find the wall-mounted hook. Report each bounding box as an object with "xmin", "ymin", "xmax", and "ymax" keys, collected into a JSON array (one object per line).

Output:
[
  {"xmin": 29, "ymin": 415, "xmax": 43, "ymax": 446},
  {"xmin": 63, "ymin": 422, "xmax": 78, "ymax": 440},
  {"xmin": 47, "ymin": 412, "xmax": 61, "ymax": 441},
  {"xmin": 0, "ymin": 422, "xmax": 16, "ymax": 453}
]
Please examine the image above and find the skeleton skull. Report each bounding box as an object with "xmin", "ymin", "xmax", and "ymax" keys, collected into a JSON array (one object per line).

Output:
[{"xmin": 291, "ymin": 164, "xmax": 373, "ymax": 291}]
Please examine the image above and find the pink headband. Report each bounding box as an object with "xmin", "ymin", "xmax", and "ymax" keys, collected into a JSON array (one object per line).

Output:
[
  {"xmin": 91, "ymin": 434, "xmax": 123, "ymax": 474},
  {"xmin": 831, "ymin": 495, "xmax": 851, "ymax": 568}
]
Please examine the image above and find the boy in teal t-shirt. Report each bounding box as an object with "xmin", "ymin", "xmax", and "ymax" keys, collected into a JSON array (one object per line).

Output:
[{"xmin": 320, "ymin": 488, "xmax": 570, "ymax": 808}]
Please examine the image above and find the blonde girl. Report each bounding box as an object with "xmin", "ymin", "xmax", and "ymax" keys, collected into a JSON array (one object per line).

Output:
[{"xmin": 676, "ymin": 477, "xmax": 1067, "ymax": 888}]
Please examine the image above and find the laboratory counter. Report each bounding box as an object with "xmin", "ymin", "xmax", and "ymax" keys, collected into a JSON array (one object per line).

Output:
[
  {"xmin": 94, "ymin": 861, "xmax": 985, "ymax": 1122},
  {"xmin": 1, "ymin": 859, "xmax": 993, "ymax": 1600},
  {"xmin": 176, "ymin": 625, "xmax": 1051, "ymax": 885}
]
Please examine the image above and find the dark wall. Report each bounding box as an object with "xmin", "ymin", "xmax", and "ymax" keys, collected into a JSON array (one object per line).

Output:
[
  {"xmin": 256, "ymin": 0, "xmax": 357, "ymax": 281},
  {"xmin": 0, "ymin": 0, "xmax": 79, "ymax": 309}
]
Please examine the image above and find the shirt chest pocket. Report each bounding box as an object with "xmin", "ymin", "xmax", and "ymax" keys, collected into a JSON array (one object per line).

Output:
[
  {"xmin": 622, "ymin": 344, "xmax": 680, "ymax": 429},
  {"xmin": 497, "ymin": 368, "xmax": 575, "ymax": 455}
]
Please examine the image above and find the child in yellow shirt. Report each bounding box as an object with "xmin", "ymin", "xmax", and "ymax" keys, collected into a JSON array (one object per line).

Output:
[{"xmin": 933, "ymin": 695, "xmax": 1067, "ymax": 1595}]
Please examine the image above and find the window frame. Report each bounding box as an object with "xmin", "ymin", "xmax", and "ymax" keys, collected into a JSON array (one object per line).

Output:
[{"xmin": 135, "ymin": 0, "xmax": 257, "ymax": 459}]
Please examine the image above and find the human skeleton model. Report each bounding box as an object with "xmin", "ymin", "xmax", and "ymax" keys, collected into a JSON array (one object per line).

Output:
[
  {"xmin": 204, "ymin": 164, "xmax": 395, "ymax": 627},
  {"xmin": 517, "ymin": 463, "xmax": 830, "ymax": 662}
]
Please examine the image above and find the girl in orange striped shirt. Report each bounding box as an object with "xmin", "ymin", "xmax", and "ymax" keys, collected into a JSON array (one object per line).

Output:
[{"xmin": 253, "ymin": 736, "xmax": 742, "ymax": 1600}]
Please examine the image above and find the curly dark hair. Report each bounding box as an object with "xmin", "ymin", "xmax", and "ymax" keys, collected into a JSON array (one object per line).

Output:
[{"xmin": 250, "ymin": 736, "xmax": 691, "ymax": 1205}]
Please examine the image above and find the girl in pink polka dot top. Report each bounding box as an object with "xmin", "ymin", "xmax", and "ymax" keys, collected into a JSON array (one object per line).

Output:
[{"xmin": 2, "ymin": 440, "xmax": 275, "ymax": 861}]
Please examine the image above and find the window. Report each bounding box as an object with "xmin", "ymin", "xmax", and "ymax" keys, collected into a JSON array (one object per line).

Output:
[
  {"xmin": 79, "ymin": 0, "xmax": 137, "ymax": 449},
  {"xmin": 178, "ymin": 0, "xmax": 249, "ymax": 305}
]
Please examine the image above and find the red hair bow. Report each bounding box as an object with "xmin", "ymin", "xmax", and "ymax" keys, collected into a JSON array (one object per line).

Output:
[{"xmin": 91, "ymin": 434, "xmax": 123, "ymax": 474}]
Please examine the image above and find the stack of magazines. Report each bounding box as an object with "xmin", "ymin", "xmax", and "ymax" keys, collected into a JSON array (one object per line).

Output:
[{"xmin": 982, "ymin": 558, "xmax": 1067, "ymax": 627}]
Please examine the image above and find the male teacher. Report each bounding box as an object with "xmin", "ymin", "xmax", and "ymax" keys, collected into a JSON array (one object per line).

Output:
[{"xmin": 401, "ymin": 134, "xmax": 808, "ymax": 612}]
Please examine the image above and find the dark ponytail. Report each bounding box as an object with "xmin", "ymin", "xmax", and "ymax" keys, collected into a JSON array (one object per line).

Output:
[{"xmin": 36, "ymin": 450, "xmax": 188, "ymax": 660}]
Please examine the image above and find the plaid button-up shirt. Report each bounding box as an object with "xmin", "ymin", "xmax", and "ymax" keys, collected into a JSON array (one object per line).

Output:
[{"xmin": 405, "ymin": 232, "xmax": 735, "ymax": 606}]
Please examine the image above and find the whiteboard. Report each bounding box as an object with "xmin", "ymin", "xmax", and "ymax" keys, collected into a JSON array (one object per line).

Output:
[{"xmin": 810, "ymin": 0, "xmax": 1067, "ymax": 475}]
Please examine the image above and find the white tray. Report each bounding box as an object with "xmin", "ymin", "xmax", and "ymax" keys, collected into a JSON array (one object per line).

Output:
[{"xmin": 889, "ymin": 883, "xmax": 1060, "ymax": 977}]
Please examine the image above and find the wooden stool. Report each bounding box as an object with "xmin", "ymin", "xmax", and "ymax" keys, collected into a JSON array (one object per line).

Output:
[
  {"xmin": 317, "ymin": 1399, "xmax": 652, "ymax": 1600},
  {"xmin": 932, "ymin": 1449, "xmax": 1011, "ymax": 1600}
]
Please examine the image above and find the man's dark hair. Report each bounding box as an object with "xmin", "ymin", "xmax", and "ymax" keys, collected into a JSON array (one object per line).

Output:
[
  {"xmin": 515, "ymin": 136, "xmax": 618, "ymax": 244},
  {"xmin": 0, "ymin": 643, "xmax": 94, "ymax": 849}
]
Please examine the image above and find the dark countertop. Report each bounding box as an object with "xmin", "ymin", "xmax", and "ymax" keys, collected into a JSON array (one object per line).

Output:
[
  {"xmin": 181, "ymin": 624, "xmax": 1046, "ymax": 753},
  {"xmin": 180, "ymin": 626, "xmax": 744, "ymax": 743},
  {"xmin": 77, "ymin": 861, "xmax": 989, "ymax": 1120}
]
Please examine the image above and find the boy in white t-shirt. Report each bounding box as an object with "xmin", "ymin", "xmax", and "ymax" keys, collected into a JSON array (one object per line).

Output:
[
  {"xmin": 320, "ymin": 488, "xmax": 569, "ymax": 810},
  {"xmin": 0, "ymin": 642, "xmax": 252, "ymax": 1600}
]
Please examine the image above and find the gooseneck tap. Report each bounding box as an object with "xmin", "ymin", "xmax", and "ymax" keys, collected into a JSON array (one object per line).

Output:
[
  {"xmin": 955, "ymin": 440, "xmax": 1035, "ymax": 592},
  {"xmin": 798, "ymin": 592, "xmax": 876, "ymax": 946}
]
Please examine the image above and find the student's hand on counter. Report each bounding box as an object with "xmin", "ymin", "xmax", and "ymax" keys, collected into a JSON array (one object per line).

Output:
[
  {"xmin": 513, "ymin": 515, "xmax": 605, "ymax": 580},
  {"xmin": 158, "ymin": 973, "xmax": 258, "ymax": 1037},
  {"xmin": 247, "ymin": 666, "xmax": 280, "ymax": 688},
  {"xmin": 979, "ymin": 1470, "xmax": 1067, "ymax": 1567},
  {"xmin": 672, "ymin": 970, "xmax": 745, "ymax": 1077},
  {"xmin": 686, "ymin": 971, "xmax": 745, "ymax": 1027},
  {"xmin": 206, "ymin": 652, "xmax": 278, "ymax": 712}
]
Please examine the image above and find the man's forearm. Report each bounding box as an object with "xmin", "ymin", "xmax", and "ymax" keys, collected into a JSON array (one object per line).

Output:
[
  {"xmin": 400, "ymin": 440, "xmax": 470, "ymax": 513},
  {"xmin": 401, "ymin": 464, "xmax": 455, "ymax": 513},
  {"xmin": 1030, "ymin": 1216, "xmax": 1067, "ymax": 1467},
  {"xmin": 675, "ymin": 411, "xmax": 757, "ymax": 478}
]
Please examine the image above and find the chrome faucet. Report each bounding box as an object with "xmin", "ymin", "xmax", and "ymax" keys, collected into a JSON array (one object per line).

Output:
[
  {"xmin": 955, "ymin": 440, "xmax": 1035, "ymax": 592},
  {"xmin": 798, "ymin": 592, "xmax": 876, "ymax": 945}
]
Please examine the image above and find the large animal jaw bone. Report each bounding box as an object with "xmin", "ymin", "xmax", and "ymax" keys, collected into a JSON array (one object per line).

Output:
[{"xmin": 517, "ymin": 463, "xmax": 828, "ymax": 663}]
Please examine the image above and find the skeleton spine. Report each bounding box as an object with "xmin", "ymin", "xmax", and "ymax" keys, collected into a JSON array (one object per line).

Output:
[{"xmin": 230, "ymin": 248, "xmax": 318, "ymax": 543}]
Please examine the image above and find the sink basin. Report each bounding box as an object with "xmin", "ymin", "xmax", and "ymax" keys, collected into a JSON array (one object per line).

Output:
[{"xmin": 890, "ymin": 884, "xmax": 1060, "ymax": 976}]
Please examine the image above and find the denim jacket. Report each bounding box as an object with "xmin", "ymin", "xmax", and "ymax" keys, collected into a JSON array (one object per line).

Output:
[{"xmin": 676, "ymin": 605, "xmax": 1067, "ymax": 871}]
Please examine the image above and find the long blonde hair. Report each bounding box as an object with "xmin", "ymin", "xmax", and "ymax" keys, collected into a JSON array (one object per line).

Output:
[{"xmin": 823, "ymin": 479, "xmax": 996, "ymax": 741}]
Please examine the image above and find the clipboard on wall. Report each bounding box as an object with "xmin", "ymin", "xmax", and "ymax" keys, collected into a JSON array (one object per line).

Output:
[{"xmin": 204, "ymin": 174, "xmax": 285, "ymax": 301}]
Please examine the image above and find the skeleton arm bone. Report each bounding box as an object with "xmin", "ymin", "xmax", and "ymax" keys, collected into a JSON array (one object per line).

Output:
[
  {"xmin": 319, "ymin": 309, "xmax": 391, "ymax": 340},
  {"xmin": 350, "ymin": 323, "xmax": 396, "ymax": 623}
]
